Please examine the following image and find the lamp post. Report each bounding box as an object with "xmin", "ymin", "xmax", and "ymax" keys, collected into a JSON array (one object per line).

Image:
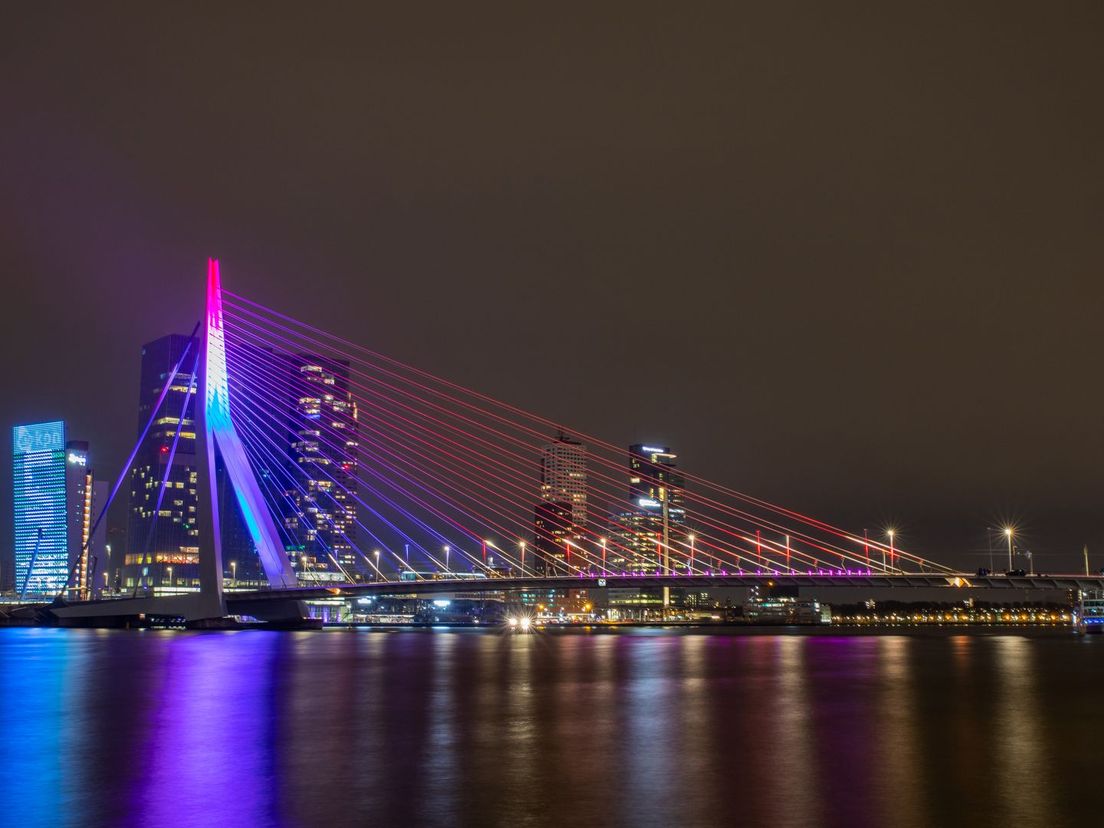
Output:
[
  {"xmin": 166, "ymin": 565, "xmax": 173, "ymax": 588},
  {"xmin": 230, "ymin": 560, "xmax": 237, "ymax": 586},
  {"xmin": 887, "ymin": 529, "xmax": 896, "ymax": 573},
  {"xmin": 600, "ymin": 537, "xmax": 607, "ymax": 574},
  {"xmin": 688, "ymin": 533, "xmax": 696, "ymax": 572},
  {"xmin": 374, "ymin": 548, "xmax": 381, "ymax": 581},
  {"xmin": 444, "ymin": 545, "xmax": 450, "ymax": 576},
  {"xmin": 1004, "ymin": 527, "xmax": 1014, "ymax": 572},
  {"xmin": 519, "ymin": 540, "xmax": 527, "ymax": 575}
]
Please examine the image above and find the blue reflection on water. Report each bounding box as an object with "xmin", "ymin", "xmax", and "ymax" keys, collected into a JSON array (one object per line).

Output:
[{"xmin": 0, "ymin": 630, "xmax": 76, "ymax": 826}]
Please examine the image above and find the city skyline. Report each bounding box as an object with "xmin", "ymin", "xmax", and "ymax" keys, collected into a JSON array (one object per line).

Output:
[
  {"xmin": 3, "ymin": 299, "xmax": 1101, "ymax": 585},
  {"xmin": 2, "ymin": 5, "xmax": 1103, "ymax": 573}
]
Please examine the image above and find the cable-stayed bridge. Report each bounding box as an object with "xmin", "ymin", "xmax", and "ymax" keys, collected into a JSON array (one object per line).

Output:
[{"xmin": 38, "ymin": 261, "xmax": 1103, "ymax": 626}]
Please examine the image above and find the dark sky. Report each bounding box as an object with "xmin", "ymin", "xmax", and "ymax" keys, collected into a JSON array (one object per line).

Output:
[{"xmin": 2, "ymin": 3, "xmax": 1102, "ymax": 574}]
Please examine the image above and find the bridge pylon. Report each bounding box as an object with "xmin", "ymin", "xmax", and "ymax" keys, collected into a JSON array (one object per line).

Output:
[
  {"xmin": 196, "ymin": 259, "xmax": 298, "ymax": 615},
  {"xmin": 51, "ymin": 260, "xmax": 302, "ymax": 625}
]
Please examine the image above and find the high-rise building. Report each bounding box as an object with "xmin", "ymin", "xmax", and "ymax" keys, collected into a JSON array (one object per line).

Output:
[
  {"xmin": 12, "ymin": 421, "xmax": 105, "ymax": 597},
  {"xmin": 89, "ymin": 480, "xmax": 108, "ymax": 595},
  {"xmin": 533, "ymin": 501, "xmax": 574, "ymax": 576},
  {"xmin": 123, "ymin": 335, "xmax": 201, "ymax": 593},
  {"xmin": 628, "ymin": 444, "xmax": 685, "ymax": 514},
  {"xmin": 531, "ymin": 431, "xmax": 587, "ymax": 576},
  {"xmin": 64, "ymin": 441, "xmax": 107, "ymax": 598},
  {"xmin": 281, "ymin": 355, "xmax": 360, "ymax": 579},
  {"xmin": 121, "ymin": 337, "xmax": 360, "ymax": 592},
  {"xmin": 539, "ymin": 431, "xmax": 587, "ymax": 529},
  {"xmin": 607, "ymin": 444, "xmax": 687, "ymax": 574},
  {"xmin": 122, "ymin": 334, "xmax": 259, "ymax": 594}
]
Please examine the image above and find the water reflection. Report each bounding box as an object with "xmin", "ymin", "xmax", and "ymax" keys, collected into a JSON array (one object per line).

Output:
[
  {"xmin": 874, "ymin": 636, "xmax": 926, "ymax": 828},
  {"xmin": 0, "ymin": 630, "xmax": 79, "ymax": 827},
  {"xmin": 770, "ymin": 636, "xmax": 818, "ymax": 827},
  {"xmin": 139, "ymin": 633, "xmax": 282, "ymax": 827},
  {"xmin": 993, "ymin": 637, "xmax": 1054, "ymax": 825},
  {"xmin": 0, "ymin": 628, "xmax": 1098, "ymax": 828}
]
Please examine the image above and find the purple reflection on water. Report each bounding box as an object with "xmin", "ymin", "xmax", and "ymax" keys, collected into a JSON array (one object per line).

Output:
[{"xmin": 136, "ymin": 632, "xmax": 285, "ymax": 828}]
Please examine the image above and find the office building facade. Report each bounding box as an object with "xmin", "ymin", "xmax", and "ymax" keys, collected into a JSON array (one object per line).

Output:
[
  {"xmin": 12, "ymin": 421, "xmax": 104, "ymax": 597},
  {"xmin": 122, "ymin": 334, "xmax": 258, "ymax": 594},
  {"xmin": 533, "ymin": 500, "xmax": 574, "ymax": 575},
  {"xmin": 539, "ymin": 431, "xmax": 587, "ymax": 529},
  {"xmin": 281, "ymin": 355, "xmax": 361, "ymax": 579},
  {"xmin": 607, "ymin": 444, "xmax": 688, "ymax": 574}
]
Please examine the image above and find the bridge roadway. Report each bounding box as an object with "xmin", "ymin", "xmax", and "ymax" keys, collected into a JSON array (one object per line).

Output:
[
  {"xmin": 23, "ymin": 572, "xmax": 1103, "ymax": 626},
  {"xmin": 226, "ymin": 571, "xmax": 1104, "ymax": 609}
]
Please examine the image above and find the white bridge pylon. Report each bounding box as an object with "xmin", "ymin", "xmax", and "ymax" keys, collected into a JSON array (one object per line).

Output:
[{"xmin": 197, "ymin": 258, "xmax": 298, "ymax": 610}]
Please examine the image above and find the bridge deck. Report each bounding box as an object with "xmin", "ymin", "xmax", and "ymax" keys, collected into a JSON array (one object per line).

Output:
[
  {"xmin": 225, "ymin": 572, "xmax": 1104, "ymax": 606},
  {"xmin": 20, "ymin": 573, "xmax": 1101, "ymax": 624}
]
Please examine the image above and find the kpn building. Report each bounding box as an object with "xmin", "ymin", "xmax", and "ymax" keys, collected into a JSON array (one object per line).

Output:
[{"xmin": 11, "ymin": 420, "xmax": 106, "ymax": 599}]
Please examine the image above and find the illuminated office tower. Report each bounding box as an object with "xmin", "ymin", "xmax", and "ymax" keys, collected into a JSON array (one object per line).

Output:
[
  {"xmin": 123, "ymin": 335, "xmax": 200, "ymax": 593},
  {"xmin": 628, "ymin": 444, "xmax": 685, "ymax": 515},
  {"xmin": 122, "ymin": 335, "xmax": 258, "ymax": 594},
  {"xmin": 281, "ymin": 355, "xmax": 360, "ymax": 579},
  {"xmin": 539, "ymin": 431, "xmax": 587, "ymax": 529},
  {"xmin": 64, "ymin": 441, "xmax": 107, "ymax": 598},
  {"xmin": 533, "ymin": 501, "xmax": 574, "ymax": 576},
  {"xmin": 608, "ymin": 444, "xmax": 687, "ymax": 574},
  {"xmin": 12, "ymin": 421, "xmax": 104, "ymax": 597}
]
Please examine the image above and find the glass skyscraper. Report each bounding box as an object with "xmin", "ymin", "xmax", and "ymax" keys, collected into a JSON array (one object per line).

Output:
[
  {"xmin": 12, "ymin": 421, "xmax": 104, "ymax": 597},
  {"xmin": 280, "ymin": 354, "xmax": 360, "ymax": 579},
  {"xmin": 12, "ymin": 421, "xmax": 69, "ymax": 595},
  {"xmin": 607, "ymin": 444, "xmax": 688, "ymax": 574},
  {"xmin": 122, "ymin": 334, "xmax": 259, "ymax": 594}
]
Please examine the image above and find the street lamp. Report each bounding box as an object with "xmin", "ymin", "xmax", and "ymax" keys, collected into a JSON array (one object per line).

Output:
[
  {"xmin": 600, "ymin": 537, "xmax": 607, "ymax": 573},
  {"xmin": 519, "ymin": 540, "xmax": 527, "ymax": 574},
  {"xmin": 1004, "ymin": 527, "xmax": 1014, "ymax": 571},
  {"xmin": 444, "ymin": 545, "xmax": 450, "ymax": 575},
  {"xmin": 374, "ymin": 548, "xmax": 381, "ymax": 581},
  {"xmin": 688, "ymin": 533, "xmax": 696, "ymax": 572},
  {"xmin": 166, "ymin": 565, "xmax": 173, "ymax": 588},
  {"xmin": 887, "ymin": 529, "xmax": 896, "ymax": 573},
  {"xmin": 230, "ymin": 560, "xmax": 237, "ymax": 586}
]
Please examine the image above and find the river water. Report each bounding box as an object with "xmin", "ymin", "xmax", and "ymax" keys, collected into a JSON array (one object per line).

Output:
[{"xmin": 1, "ymin": 627, "xmax": 1101, "ymax": 827}]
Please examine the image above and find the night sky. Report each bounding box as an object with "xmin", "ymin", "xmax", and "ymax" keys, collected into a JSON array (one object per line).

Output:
[{"xmin": 2, "ymin": 3, "xmax": 1102, "ymax": 575}]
